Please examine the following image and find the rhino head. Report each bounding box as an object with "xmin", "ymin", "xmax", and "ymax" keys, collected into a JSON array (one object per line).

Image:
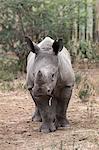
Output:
[{"xmin": 25, "ymin": 37, "xmax": 63, "ymax": 99}]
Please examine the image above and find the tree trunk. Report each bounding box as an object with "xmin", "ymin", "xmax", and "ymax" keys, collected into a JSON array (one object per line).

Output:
[
  {"xmin": 92, "ymin": 0, "xmax": 96, "ymax": 42},
  {"xmin": 95, "ymin": 0, "xmax": 99, "ymax": 42},
  {"xmin": 77, "ymin": 2, "xmax": 80, "ymax": 41},
  {"xmin": 70, "ymin": 22, "xmax": 73, "ymax": 40},
  {"xmin": 85, "ymin": 0, "xmax": 87, "ymax": 40}
]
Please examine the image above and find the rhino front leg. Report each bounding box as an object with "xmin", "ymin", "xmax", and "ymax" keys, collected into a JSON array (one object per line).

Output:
[
  {"xmin": 32, "ymin": 106, "xmax": 42, "ymax": 122},
  {"xmin": 29, "ymin": 89, "xmax": 42, "ymax": 122},
  {"xmin": 36, "ymin": 98, "xmax": 57, "ymax": 133},
  {"xmin": 55, "ymin": 86, "xmax": 73, "ymax": 128}
]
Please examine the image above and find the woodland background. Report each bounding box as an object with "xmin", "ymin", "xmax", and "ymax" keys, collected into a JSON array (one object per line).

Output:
[
  {"xmin": 0, "ymin": 1, "xmax": 99, "ymax": 150},
  {"xmin": 0, "ymin": 0, "xmax": 99, "ymax": 68}
]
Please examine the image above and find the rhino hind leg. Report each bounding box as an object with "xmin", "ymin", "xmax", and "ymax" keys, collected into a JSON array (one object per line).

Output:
[
  {"xmin": 32, "ymin": 106, "xmax": 42, "ymax": 122},
  {"xmin": 55, "ymin": 86, "xmax": 73, "ymax": 128}
]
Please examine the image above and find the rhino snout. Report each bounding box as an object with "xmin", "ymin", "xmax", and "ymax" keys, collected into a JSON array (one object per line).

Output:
[{"xmin": 32, "ymin": 85, "xmax": 53, "ymax": 97}]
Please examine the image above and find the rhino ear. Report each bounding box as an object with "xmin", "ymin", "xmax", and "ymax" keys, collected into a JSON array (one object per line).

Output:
[
  {"xmin": 25, "ymin": 36, "xmax": 40, "ymax": 54},
  {"xmin": 52, "ymin": 39, "xmax": 63, "ymax": 55}
]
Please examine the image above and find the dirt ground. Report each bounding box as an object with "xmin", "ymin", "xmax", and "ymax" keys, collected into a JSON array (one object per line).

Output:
[{"xmin": 0, "ymin": 69, "xmax": 99, "ymax": 150}]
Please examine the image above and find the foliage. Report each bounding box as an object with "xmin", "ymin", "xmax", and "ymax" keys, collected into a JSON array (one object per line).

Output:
[
  {"xmin": 0, "ymin": 0, "xmax": 98, "ymax": 71},
  {"xmin": 67, "ymin": 39, "xmax": 96, "ymax": 63},
  {"xmin": 75, "ymin": 71, "xmax": 95, "ymax": 102},
  {"xmin": 0, "ymin": 0, "xmax": 96, "ymax": 49},
  {"xmin": 66, "ymin": 39, "xmax": 79, "ymax": 63},
  {"xmin": 0, "ymin": 55, "xmax": 27, "ymax": 91},
  {"xmin": 0, "ymin": 55, "xmax": 19, "ymax": 82},
  {"xmin": 0, "ymin": 82, "xmax": 14, "ymax": 91},
  {"xmin": 75, "ymin": 71, "xmax": 82, "ymax": 88},
  {"xmin": 78, "ymin": 40, "xmax": 96, "ymax": 59}
]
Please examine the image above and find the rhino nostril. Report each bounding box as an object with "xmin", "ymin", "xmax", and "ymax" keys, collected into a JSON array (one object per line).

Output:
[
  {"xmin": 38, "ymin": 87, "xmax": 42, "ymax": 92},
  {"xmin": 47, "ymin": 89, "xmax": 51, "ymax": 94}
]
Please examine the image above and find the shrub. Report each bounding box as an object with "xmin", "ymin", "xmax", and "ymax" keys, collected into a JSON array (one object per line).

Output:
[
  {"xmin": 78, "ymin": 40, "xmax": 96, "ymax": 59},
  {"xmin": 75, "ymin": 71, "xmax": 95, "ymax": 102},
  {"xmin": 0, "ymin": 55, "xmax": 20, "ymax": 82},
  {"xmin": 67, "ymin": 40, "xmax": 96, "ymax": 63},
  {"xmin": 0, "ymin": 82, "xmax": 14, "ymax": 91}
]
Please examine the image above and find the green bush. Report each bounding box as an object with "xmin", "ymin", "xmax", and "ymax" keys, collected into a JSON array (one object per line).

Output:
[
  {"xmin": 0, "ymin": 82, "xmax": 14, "ymax": 91},
  {"xmin": 67, "ymin": 40, "xmax": 96, "ymax": 63},
  {"xmin": 0, "ymin": 56, "xmax": 20, "ymax": 82},
  {"xmin": 75, "ymin": 72, "xmax": 82, "ymax": 88},
  {"xmin": 79, "ymin": 40, "xmax": 96, "ymax": 59},
  {"xmin": 75, "ymin": 72, "xmax": 95, "ymax": 102}
]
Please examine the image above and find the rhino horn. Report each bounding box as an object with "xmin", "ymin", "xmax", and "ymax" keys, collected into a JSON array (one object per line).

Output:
[{"xmin": 36, "ymin": 70, "xmax": 44, "ymax": 84}]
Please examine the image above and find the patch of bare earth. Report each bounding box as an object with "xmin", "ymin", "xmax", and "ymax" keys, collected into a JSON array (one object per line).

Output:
[{"xmin": 0, "ymin": 69, "xmax": 99, "ymax": 150}]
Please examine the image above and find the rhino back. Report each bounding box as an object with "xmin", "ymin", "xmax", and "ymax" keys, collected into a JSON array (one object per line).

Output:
[{"xmin": 58, "ymin": 47, "xmax": 75, "ymax": 86}]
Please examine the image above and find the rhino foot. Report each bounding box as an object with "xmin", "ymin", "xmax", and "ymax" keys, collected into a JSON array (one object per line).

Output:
[
  {"xmin": 32, "ymin": 114, "xmax": 42, "ymax": 122},
  {"xmin": 55, "ymin": 118, "xmax": 70, "ymax": 129},
  {"xmin": 39, "ymin": 122, "xmax": 56, "ymax": 133}
]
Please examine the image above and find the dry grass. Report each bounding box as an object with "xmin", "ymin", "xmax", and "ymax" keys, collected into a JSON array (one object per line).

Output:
[{"xmin": 0, "ymin": 69, "xmax": 99, "ymax": 150}]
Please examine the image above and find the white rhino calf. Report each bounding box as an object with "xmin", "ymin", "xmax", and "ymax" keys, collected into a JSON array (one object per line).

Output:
[{"xmin": 25, "ymin": 37, "xmax": 75, "ymax": 133}]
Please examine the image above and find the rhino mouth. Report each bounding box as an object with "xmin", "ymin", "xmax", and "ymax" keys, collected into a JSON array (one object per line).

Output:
[
  {"xmin": 33, "ymin": 94, "xmax": 51, "ymax": 98},
  {"xmin": 31, "ymin": 88, "xmax": 54, "ymax": 101},
  {"xmin": 33, "ymin": 94, "xmax": 53, "ymax": 106},
  {"xmin": 33, "ymin": 89, "xmax": 54, "ymax": 97},
  {"xmin": 33, "ymin": 91, "xmax": 54, "ymax": 100}
]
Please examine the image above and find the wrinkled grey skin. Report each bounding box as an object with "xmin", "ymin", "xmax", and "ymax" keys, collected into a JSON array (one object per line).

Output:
[{"xmin": 25, "ymin": 37, "xmax": 75, "ymax": 133}]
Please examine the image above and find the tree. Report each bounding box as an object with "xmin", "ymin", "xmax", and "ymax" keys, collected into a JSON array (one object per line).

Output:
[
  {"xmin": 0, "ymin": 0, "xmax": 97, "ymax": 71},
  {"xmin": 95, "ymin": 0, "xmax": 99, "ymax": 42},
  {"xmin": 84, "ymin": 0, "xmax": 87, "ymax": 40},
  {"xmin": 92, "ymin": 0, "xmax": 96, "ymax": 42},
  {"xmin": 77, "ymin": 1, "xmax": 80, "ymax": 41}
]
